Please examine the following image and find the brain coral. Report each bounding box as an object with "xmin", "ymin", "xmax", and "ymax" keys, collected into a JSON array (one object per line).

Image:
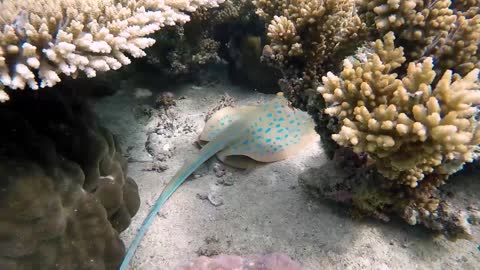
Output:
[{"xmin": 0, "ymin": 85, "xmax": 140, "ymax": 270}]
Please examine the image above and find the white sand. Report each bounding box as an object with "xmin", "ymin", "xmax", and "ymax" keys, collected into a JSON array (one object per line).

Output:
[{"xmin": 93, "ymin": 77, "xmax": 479, "ymax": 270}]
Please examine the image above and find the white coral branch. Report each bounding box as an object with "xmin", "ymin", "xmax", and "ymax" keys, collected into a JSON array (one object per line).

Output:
[{"xmin": 0, "ymin": 0, "xmax": 225, "ymax": 101}]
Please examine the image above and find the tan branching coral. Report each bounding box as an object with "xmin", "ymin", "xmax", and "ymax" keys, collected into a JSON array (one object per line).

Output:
[
  {"xmin": 318, "ymin": 32, "xmax": 480, "ymax": 187},
  {"xmin": 0, "ymin": 0, "xmax": 224, "ymax": 101},
  {"xmin": 254, "ymin": 0, "xmax": 365, "ymax": 71},
  {"xmin": 433, "ymin": 13, "xmax": 480, "ymax": 74},
  {"xmin": 197, "ymin": 0, "xmax": 254, "ymax": 23},
  {"xmin": 358, "ymin": 0, "xmax": 456, "ymax": 56},
  {"xmin": 358, "ymin": 0, "xmax": 480, "ymax": 75},
  {"xmin": 253, "ymin": 0, "xmax": 480, "ymax": 238},
  {"xmin": 450, "ymin": 0, "xmax": 479, "ymax": 16},
  {"xmin": 266, "ymin": 16, "xmax": 302, "ymax": 59}
]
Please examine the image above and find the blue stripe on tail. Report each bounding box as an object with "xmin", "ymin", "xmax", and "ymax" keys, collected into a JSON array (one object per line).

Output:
[{"xmin": 119, "ymin": 140, "xmax": 226, "ymax": 270}]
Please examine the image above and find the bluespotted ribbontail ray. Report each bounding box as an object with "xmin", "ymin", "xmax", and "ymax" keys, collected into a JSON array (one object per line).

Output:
[
  {"xmin": 199, "ymin": 92, "xmax": 319, "ymax": 168},
  {"xmin": 119, "ymin": 92, "xmax": 319, "ymax": 269}
]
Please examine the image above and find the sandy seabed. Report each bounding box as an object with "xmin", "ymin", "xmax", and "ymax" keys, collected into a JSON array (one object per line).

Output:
[{"xmin": 92, "ymin": 75, "xmax": 479, "ymax": 270}]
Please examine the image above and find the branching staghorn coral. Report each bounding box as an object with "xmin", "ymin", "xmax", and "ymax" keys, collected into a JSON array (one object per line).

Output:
[
  {"xmin": 251, "ymin": 0, "xmax": 480, "ymax": 238},
  {"xmin": 193, "ymin": 0, "xmax": 255, "ymax": 24},
  {"xmin": 318, "ymin": 32, "xmax": 480, "ymax": 187},
  {"xmin": 358, "ymin": 0, "xmax": 456, "ymax": 50},
  {"xmin": 254, "ymin": 0, "xmax": 365, "ymax": 72},
  {"xmin": 0, "ymin": 0, "xmax": 224, "ymax": 102},
  {"xmin": 358, "ymin": 0, "xmax": 480, "ymax": 75},
  {"xmin": 433, "ymin": 12, "xmax": 480, "ymax": 74}
]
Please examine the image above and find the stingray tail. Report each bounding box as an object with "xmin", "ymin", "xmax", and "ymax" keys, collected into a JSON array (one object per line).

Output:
[{"xmin": 119, "ymin": 139, "xmax": 229, "ymax": 270}]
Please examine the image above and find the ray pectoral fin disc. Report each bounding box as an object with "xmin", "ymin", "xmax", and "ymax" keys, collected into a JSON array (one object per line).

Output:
[{"xmin": 201, "ymin": 92, "xmax": 319, "ymax": 166}]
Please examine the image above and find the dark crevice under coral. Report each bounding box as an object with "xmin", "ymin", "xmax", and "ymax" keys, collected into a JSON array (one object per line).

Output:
[
  {"xmin": 298, "ymin": 148, "xmax": 480, "ymax": 240},
  {"xmin": 127, "ymin": 0, "xmax": 281, "ymax": 93}
]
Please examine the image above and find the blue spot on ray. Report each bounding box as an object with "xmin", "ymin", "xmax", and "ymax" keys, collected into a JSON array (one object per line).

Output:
[{"xmin": 202, "ymin": 94, "xmax": 315, "ymax": 160}]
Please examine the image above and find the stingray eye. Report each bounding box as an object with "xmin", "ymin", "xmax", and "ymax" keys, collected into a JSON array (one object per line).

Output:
[{"xmin": 286, "ymin": 101, "xmax": 296, "ymax": 111}]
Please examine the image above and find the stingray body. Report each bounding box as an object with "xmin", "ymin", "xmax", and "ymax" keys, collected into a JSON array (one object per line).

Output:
[
  {"xmin": 120, "ymin": 92, "xmax": 318, "ymax": 269},
  {"xmin": 199, "ymin": 92, "xmax": 318, "ymax": 168}
]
